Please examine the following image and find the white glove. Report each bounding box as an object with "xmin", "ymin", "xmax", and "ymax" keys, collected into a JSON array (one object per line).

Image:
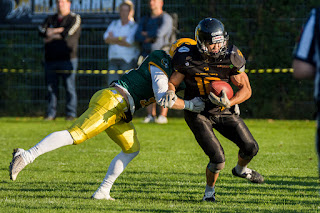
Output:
[
  {"xmin": 159, "ymin": 90, "xmax": 177, "ymax": 108},
  {"xmin": 208, "ymin": 90, "xmax": 231, "ymax": 108},
  {"xmin": 234, "ymin": 104, "xmax": 240, "ymax": 115},
  {"xmin": 184, "ymin": 97, "xmax": 205, "ymax": 113}
]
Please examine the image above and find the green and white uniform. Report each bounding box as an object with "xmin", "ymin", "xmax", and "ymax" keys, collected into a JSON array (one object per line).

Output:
[
  {"xmin": 68, "ymin": 50, "xmax": 176, "ymax": 153},
  {"xmin": 117, "ymin": 50, "xmax": 174, "ymax": 112}
]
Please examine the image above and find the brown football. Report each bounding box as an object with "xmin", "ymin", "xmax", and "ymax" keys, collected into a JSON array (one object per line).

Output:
[{"xmin": 210, "ymin": 81, "xmax": 234, "ymax": 99}]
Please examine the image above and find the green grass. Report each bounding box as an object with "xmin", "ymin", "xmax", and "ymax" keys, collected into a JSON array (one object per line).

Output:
[{"xmin": 0, "ymin": 117, "xmax": 319, "ymax": 212}]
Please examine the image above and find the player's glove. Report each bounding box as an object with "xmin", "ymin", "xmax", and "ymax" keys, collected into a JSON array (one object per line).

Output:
[
  {"xmin": 208, "ymin": 90, "xmax": 231, "ymax": 108},
  {"xmin": 184, "ymin": 97, "xmax": 205, "ymax": 113},
  {"xmin": 159, "ymin": 90, "xmax": 177, "ymax": 108}
]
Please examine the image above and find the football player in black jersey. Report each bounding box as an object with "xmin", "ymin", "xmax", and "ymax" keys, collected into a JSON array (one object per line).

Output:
[{"xmin": 160, "ymin": 18, "xmax": 264, "ymax": 202}]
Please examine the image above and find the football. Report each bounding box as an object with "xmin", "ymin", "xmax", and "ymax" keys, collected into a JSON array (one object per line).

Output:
[{"xmin": 210, "ymin": 81, "xmax": 234, "ymax": 99}]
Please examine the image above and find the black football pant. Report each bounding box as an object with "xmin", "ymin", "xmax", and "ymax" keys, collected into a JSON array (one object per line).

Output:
[{"xmin": 184, "ymin": 110, "xmax": 259, "ymax": 164}]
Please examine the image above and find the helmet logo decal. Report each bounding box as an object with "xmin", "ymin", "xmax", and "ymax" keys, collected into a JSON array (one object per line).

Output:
[{"xmin": 212, "ymin": 35, "xmax": 224, "ymax": 43}]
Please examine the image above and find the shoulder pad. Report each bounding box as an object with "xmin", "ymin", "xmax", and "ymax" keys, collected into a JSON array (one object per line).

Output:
[
  {"xmin": 148, "ymin": 50, "xmax": 171, "ymax": 69},
  {"xmin": 172, "ymin": 44, "xmax": 196, "ymax": 68},
  {"xmin": 230, "ymin": 45, "xmax": 246, "ymax": 69}
]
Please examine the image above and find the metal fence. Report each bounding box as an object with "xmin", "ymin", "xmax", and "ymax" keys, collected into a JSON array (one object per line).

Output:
[{"xmin": 0, "ymin": 0, "xmax": 316, "ymax": 118}]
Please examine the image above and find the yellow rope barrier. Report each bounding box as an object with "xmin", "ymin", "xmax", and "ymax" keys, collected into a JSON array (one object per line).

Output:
[{"xmin": 0, "ymin": 68, "xmax": 294, "ymax": 74}]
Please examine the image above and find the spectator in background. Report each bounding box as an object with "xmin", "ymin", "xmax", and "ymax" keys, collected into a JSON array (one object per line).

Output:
[
  {"xmin": 292, "ymin": 8, "xmax": 320, "ymax": 183},
  {"xmin": 135, "ymin": 0, "xmax": 173, "ymax": 124},
  {"xmin": 103, "ymin": 0, "xmax": 139, "ymax": 86},
  {"xmin": 38, "ymin": 0, "xmax": 81, "ymax": 121}
]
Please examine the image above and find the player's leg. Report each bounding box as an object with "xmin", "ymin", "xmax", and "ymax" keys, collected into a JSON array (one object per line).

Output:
[
  {"xmin": 215, "ymin": 115, "xmax": 264, "ymax": 183},
  {"xmin": 92, "ymin": 121, "xmax": 140, "ymax": 200},
  {"xmin": 9, "ymin": 130, "xmax": 74, "ymax": 181},
  {"xmin": 9, "ymin": 88, "xmax": 128, "ymax": 181},
  {"xmin": 184, "ymin": 111, "xmax": 225, "ymax": 202}
]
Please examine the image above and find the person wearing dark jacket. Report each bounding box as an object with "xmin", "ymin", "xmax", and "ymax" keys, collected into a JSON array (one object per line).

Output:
[{"xmin": 38, "ymin": 0, "xmax": 81, "ymax": 121}]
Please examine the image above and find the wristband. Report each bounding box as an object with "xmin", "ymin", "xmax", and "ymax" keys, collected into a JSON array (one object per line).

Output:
[{"xmin": 184, "ymin": 100, "xmax": 192, "ymax": 111}]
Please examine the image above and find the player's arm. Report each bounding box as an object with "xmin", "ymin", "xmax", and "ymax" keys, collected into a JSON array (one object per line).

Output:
[
  {"xmin": 292, "ymin": 59, "xmax": 315, "ymax": 79},
  {"xmin": 159, "ymin": 71, "xmax": 205, "ymax": 112},
  {"xmin": 166, "ymin": 71, "xmax": 186, "ymax": 110},
  {"xmin": 150, "ymin": 64, "xmax": 193, "ymax": 111},
  {"xmin": 230, "ymin": 71, "xmax": 252, "ymax": 106}
]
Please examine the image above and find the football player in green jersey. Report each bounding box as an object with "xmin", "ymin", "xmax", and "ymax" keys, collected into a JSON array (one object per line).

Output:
[{"xmin": 9, "ymin": 38, "xmax": 205, "ymax": 200}]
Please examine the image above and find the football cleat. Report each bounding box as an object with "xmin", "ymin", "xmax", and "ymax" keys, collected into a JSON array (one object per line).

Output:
[
  {"xmin": 9, "ymin": 148, "xmax": 27, "ymax": 181},
  {"xmin": 202, "ymin": 193, "xmax": 216, "ymax": 202},
  {"xmin": 232, "ymin": 167, "xmax": 264, "ymax": 183},
  {"xmin": 91, "ymin": 189, "xmax": 115, "ymax": 201}
]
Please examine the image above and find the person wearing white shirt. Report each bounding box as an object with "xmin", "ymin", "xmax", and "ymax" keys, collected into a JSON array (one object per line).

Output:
[{"xmin": 103, "ymin": 0, "xmax": 139, "ymax": 85}]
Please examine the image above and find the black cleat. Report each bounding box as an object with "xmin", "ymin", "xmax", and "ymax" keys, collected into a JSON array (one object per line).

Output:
[{"xmin": 232, "ymin": 167, "xmax": 264, "ymax": 184}]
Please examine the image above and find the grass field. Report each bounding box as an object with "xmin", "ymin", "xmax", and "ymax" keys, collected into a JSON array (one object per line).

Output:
[{"xmin": 0, "ymin": 117, "xmax": 319, "ymax": 212}]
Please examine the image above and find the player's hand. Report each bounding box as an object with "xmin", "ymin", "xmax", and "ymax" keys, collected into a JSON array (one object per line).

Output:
[
  {"xmin": 159, "ymin": 90, "xmax": 177, "ymax": 108},
  {"xmin": 208, "ymin": 90, "xmax": 231, "ymax": 108},
  {"xmin": 184, "ymin": 97, "xmax": 205, "ymax": 113}
]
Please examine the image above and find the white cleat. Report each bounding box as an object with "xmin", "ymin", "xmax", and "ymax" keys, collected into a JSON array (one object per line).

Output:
[
  {"xmin": 9, "ymin": 148, "xmax": 27, "ymax": 181},
  {"xmin": 91, "ymin": 189, "xmax": 115, "ymax": 201}
]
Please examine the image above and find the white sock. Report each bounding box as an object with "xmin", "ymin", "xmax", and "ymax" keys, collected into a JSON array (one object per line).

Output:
[
  {"xmin": 235, "ymin": 164, "xmax": 252, "ymax": 175},
  {"xmin": 96, "ymin": 151, "xmax": 139, "ymax": 196},
  {"xmin": 22, "ymin": 130, "xmax": 74, "ymax": 164},
  {"xmin": 204, "ymin": 185, "xmax": 215, "ymax": 197}
]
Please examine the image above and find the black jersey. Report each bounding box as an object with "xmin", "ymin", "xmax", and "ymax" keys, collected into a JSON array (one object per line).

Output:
[{"xmin": 172, "ymin": 43, "xmax": 246, "ymax": 114}]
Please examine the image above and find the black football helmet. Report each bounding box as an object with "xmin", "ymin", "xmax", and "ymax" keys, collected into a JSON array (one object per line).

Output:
[{"xmin": 195, "ymin": 18, "xmax": 229, "ymax": 59}]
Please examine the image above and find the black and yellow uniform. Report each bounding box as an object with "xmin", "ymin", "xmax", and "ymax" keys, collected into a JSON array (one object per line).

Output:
[{"xmin": 172, "ymin": 43, "xmax": 259, "ymax": 164}]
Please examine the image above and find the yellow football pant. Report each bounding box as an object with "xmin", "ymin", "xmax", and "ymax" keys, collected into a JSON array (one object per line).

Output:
[{"xmin": 68, "ymin": 88, "xmax": 140, "ymax": 153}]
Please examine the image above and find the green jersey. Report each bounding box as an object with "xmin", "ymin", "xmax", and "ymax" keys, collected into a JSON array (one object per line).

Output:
[{"xmin": 117, "ymin": 50, "xmax": 174, "ymax": 110}]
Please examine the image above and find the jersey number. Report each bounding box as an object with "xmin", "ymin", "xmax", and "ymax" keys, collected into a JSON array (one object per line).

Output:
[{"xmin": 195, "ymin": 77, "xmax": 220, "ymax": 95}]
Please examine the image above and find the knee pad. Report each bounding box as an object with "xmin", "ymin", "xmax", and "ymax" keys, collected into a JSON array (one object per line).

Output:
[
  {"xmin": 207, "ymin": 162, "xmax": 225, "ymax": 174},
  {"xmin": 239, "ymin": 143, "xmax": 259, "ymax": 160}
]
